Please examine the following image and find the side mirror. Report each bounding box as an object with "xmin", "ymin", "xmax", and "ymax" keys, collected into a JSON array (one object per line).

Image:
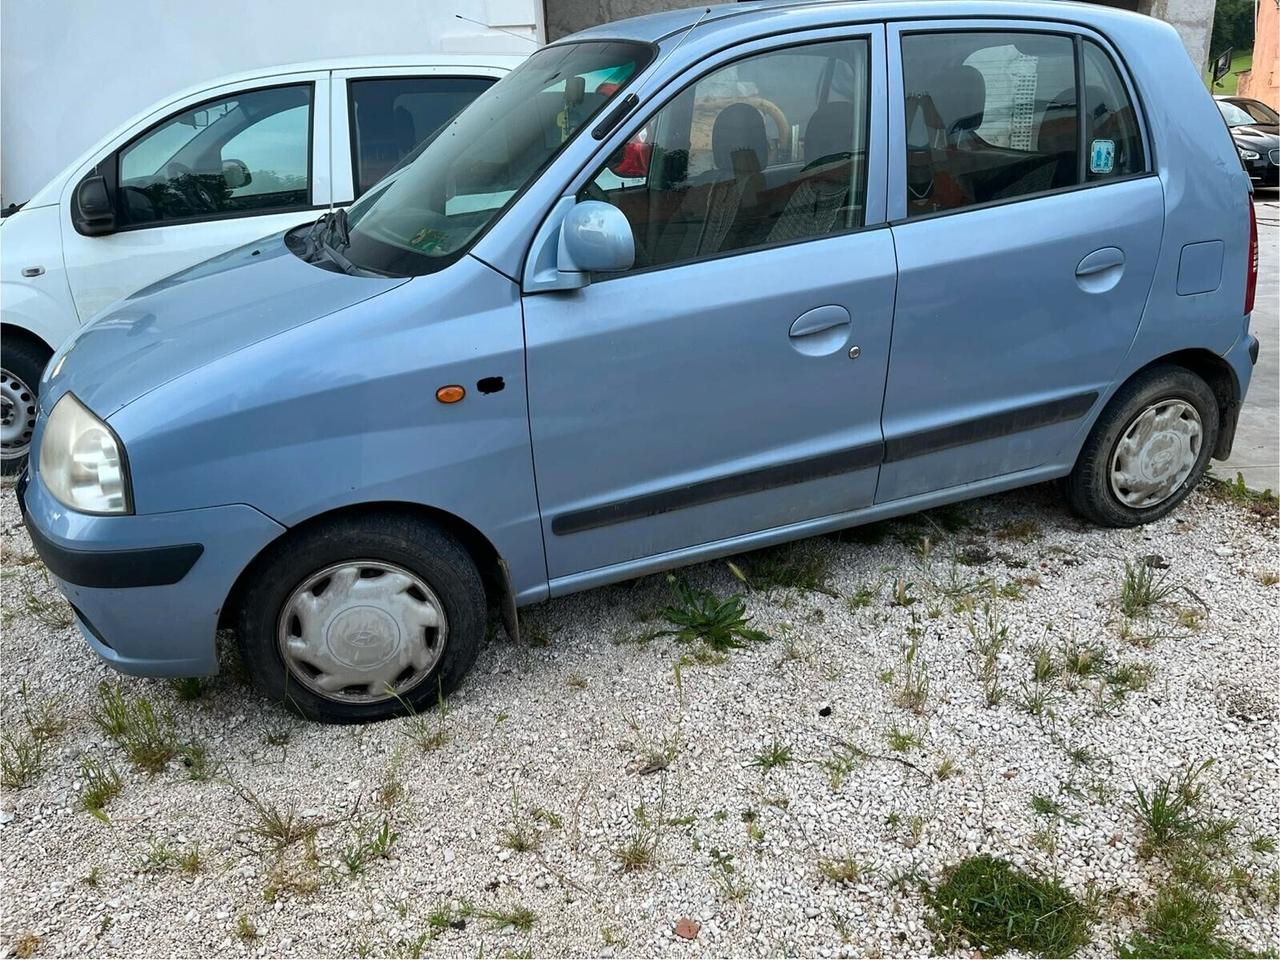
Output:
[
  {"xmin": 72, "ymin": 175, "xmax": 116, "ymax": 236},
  {"xmin": 557, "ymin": 201, "xmax": 634, "ymax": 275},
  {"xmin": 222, "ymin": 158, "xmax": 252, "ymax": 189}
]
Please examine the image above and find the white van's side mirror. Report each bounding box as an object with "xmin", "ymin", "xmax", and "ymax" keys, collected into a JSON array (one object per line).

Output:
[{"xmin": 557, "ymin": 201, "xmax": 635, "ymax": 275}]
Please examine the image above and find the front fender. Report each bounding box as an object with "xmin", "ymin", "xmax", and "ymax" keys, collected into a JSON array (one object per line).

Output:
[{"xmin": 107, "ymin": 256, "xmax": 550, "ymax": 604}]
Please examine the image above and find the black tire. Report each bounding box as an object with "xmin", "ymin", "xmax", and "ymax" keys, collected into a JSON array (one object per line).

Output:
[
  {"xmin": 1, "ymin": 335, "xmax": 51, "ymax": 476},
  {"xmin": 1064, "ymin": 365, "xmax": 1219, "ymax": 527},
  {"xmin": 236, "ymin": 513, "xmax": 486, "ymax": 723}
]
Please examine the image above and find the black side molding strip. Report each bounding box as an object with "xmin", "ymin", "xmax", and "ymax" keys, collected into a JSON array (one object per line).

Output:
[
  {"xmin": 551, "ymin": 391, "xmax": 1098, "ymax": 536},
  {"xmin": 883, "ymin": 391, "xmax": 1099, "ymax": 464},
  {"xmin": 22, "ymin": 512, "xmax": 203, "ymax": 589},
  {"xmin": 552, "ymin": 441, "xmax": 884, "ymax": 536}
]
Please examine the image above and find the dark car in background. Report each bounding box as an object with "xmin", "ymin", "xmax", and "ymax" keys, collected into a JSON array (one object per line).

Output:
[{"xmin": 1217, "ymin": 96, "xmax": 1279, "ymax": 187}]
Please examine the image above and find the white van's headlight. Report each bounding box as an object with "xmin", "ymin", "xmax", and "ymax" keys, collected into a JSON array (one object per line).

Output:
[{"xmin": 39, "ymin": 394, "xmax": 131, "ymax": 515}]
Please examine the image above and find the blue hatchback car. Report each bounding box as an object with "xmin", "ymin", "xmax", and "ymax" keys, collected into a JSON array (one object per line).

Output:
[{"xmin": 19, "ymin": 0, "xmax": 1261, "ymax": 721}]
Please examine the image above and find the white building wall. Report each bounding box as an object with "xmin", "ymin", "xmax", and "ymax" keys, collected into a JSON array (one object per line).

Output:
[{"xmin": 0, "ymin": 0, "xmax": 540, "ymax": 206}]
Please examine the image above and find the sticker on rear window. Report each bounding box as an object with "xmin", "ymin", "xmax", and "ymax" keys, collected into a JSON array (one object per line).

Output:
[{"xmin": 1090, "ymin": 139, "xmax": 1116, "ymax": 174}]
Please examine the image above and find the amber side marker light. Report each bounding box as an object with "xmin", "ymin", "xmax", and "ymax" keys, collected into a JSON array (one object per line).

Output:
[{"xmin": 436, "ymin": 385, "xmax": 466, "ymax": 404}]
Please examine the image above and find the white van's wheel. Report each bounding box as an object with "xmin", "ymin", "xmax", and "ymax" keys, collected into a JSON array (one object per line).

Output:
[{"xmin": 1, "ymin": 337, "xmax": 50, "ymax": 475}]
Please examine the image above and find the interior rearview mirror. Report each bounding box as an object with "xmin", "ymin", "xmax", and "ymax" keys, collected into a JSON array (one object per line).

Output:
[
  {"xmin": 72, "ymin": 175, "xmax": 116, "ymax": 237},
  {"xmin": 222, "ymin": 158, "xmax": 252, "ymax": 189},
  {"xmin": 557, "ymin": 201, "xmax": 634, "ymax": 276}
]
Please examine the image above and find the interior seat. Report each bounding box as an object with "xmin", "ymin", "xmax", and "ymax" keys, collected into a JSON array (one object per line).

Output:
[
  {"xmin": 653, "ymin": 102, "xmax": 768, "ymax": 264},
  {"xmin": 767, "ymin": 101, "xmax": 856, "ymax": 243}
]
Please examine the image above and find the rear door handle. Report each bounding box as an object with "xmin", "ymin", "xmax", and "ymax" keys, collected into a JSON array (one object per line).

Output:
[
  {"xmin": 789, "ymin": 305, "xmax": 851, "ymax": 338},
  {"xmin": 1075, "ymin": 246, "xmax": 1125, "ymax": 293}
]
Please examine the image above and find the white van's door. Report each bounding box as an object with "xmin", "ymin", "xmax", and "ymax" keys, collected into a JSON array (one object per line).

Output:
[{"xmin": 61, "ymin": 71, "xmax": 332, "ymax": 321}]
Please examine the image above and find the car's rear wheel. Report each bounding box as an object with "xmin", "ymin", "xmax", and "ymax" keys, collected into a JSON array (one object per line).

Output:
[
  {"xmin": 1, "ymin": 336, "xmax": 50, "ymax": 476},
  {"xmin": 1065, "ymin": 365, "xmax": 1219, "ymax": 527},
  {"xmin": 236, "ymin": 513, "xmax": 486, "ymax": 722}
]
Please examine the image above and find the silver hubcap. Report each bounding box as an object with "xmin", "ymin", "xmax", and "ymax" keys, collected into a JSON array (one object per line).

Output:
[
  {"xmin": 0, "ymin": 368, "xmax": 37, "ymax": 459},
  {"xmin": 1110, "ymin": 398, "xmax": 1203, "ymax": 509},
  {"xmin": 276, "ymin": 560, "xmax": 447, "ymax": 703}
]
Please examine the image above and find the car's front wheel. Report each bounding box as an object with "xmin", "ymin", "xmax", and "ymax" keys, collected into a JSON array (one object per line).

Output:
[
  {"xmin": 1, "ymin": 336, "xmax": 51, "ymax": 476},
  {"xmin": 1065, "ymin": 364, "xmax": 1219, "ymax": 527},
  {"xmin": 236, "ymin": 513, "xmax": 487, "ymax": 722}
]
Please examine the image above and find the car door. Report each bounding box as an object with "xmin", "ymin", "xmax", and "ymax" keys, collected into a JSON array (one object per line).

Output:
[
  {"xmin": 61, "ymin": 72, "xmax": 331, "ymax": 321},
  {"xmin": 331, "ymin": 66, "xmax": 504, "ymax": 204},
  {"xmin": 877, "ymin": 22, "xmax": 1163, "ymax": 502},
  {"xmin": 522, "ymin": 28, "xmax": 896, "ymax": 581}
]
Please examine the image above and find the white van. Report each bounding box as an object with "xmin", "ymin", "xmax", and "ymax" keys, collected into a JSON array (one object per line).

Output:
[{"xmin": 0, "ymin": 54, "xmax": 523, "ymax": 473}]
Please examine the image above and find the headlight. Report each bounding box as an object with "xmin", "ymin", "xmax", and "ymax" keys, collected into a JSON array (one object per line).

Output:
[
  {"xmin": 1239, "ymin": 147, "xmax": 1260, "ymax": 160},
  {"xmin": 39, "ymin": 393, "xmax": 131, "ymax": 514}
]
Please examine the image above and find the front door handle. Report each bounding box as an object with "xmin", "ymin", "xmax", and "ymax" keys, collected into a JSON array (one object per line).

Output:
[
  {"xmin": 789, "ymin": 305, "xmax": 852, "ymax": 357},
  {"xmin": 789, "ymin": 305, "xmax": 851, "ymax": 338}
]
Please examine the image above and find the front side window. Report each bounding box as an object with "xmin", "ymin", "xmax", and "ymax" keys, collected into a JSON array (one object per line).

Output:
[
  {"xmin": 579, "ymin": 38, "xmax": 870, "ymax": 272},
  {"xmin": 902, "ymin": 32, "xmax": 1079, "ymax": 215},
  {"xmin": 340, "ymin": 41, "xmax": 652, "ymax": 277},
  {"xmin": 348, "ymin": 76, "xmax": 495, "ymax": 197},
  {"xmin": 117, "ymin": 84, "xmax": 312, "ymax": 226}
]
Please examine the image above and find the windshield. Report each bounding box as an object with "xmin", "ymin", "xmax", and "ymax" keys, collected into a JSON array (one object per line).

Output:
[
  {"xmin": 339, "ymin": 40, "xmax": 652, "ymax": 276},
  {"xmin": 1219, "ymin": 99, "xmax": 1279, "ymax": 127}
]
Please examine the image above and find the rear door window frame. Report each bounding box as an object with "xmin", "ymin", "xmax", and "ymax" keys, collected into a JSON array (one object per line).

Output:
[{"xmin": 885, "ymin": 17, "xmax": 1153, "ymax": 225}]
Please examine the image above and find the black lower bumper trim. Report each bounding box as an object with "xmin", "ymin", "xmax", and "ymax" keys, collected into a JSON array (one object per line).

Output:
[
  {"xmin": 1248, "ymin": 335, "xmax": 1259, "ymax": 366},
  {"xmin": 20, "ymin": 485, "xmax": 203, "ymax": 588}
]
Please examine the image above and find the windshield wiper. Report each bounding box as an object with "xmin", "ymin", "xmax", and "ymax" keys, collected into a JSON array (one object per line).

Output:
[{"xmin": 297, "ymin": 208, "xmax": 367, "ymax": 276}]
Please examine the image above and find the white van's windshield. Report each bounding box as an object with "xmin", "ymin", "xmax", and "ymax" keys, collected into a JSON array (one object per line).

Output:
[{"xmin": 334, "ymin": 41, "xmax": 652, "ymax": 276}]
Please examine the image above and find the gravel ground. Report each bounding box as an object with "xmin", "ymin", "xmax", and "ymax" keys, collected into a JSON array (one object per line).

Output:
[{"xmin": 1, "ymin": 479, "xmax": 1277, "ymax": 958}]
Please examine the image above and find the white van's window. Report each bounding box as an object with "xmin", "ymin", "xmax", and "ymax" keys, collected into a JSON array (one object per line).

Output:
[
  {"xmin": 901, "ymin": 32, "xmax": 1079, "ymax": 216},
  {"xmin": 348, "ymin": 76, "xmax": 495, "ymax": 197},
  {"xmin": 117, "ymin": 84, "xmax": 312, "ymax": 226},
  {"xmin": 579, "ymin": 38, "xmax": 870, "ymax": 272},
  {"xmin": 339, "ymin": 41, "xmax": 652, "ymax": 277}
]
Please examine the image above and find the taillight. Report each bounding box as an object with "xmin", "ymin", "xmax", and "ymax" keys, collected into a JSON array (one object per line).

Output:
[{"xmin": 1245, "ymin": 195, "xmax": 1258, "ymax": 315}]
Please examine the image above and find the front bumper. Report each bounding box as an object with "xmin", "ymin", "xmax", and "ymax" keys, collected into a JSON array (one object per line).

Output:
[{"xmin": 18, "ymin": 469, "xmax": 284, "ymax": 677}]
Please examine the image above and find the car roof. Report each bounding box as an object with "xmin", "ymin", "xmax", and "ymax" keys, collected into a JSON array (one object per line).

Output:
[
  {"xmin": 191, "ymin": 53, "xmax": 527, "ymax": 87},
  {"xmin": 562, "ymin": 0, "xmax": 1152, "ymax": 43}
]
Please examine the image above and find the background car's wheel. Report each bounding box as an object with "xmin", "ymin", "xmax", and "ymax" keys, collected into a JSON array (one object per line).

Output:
[
  {"xmin": 1065, "ymin": 364, "xmax": 1219, "ymax": 527},
  {"xmin": 1, "ymin": 335, "xmax": 51, "ymax": 476},
  {"xmin": 236, "ymin": 513, "xmax": 486, "ymax": 723}
]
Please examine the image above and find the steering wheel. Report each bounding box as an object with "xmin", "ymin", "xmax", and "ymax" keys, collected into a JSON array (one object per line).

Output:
[{"xmin": 165, "ymin": 161, "xmax": 219, "ymax": 212}]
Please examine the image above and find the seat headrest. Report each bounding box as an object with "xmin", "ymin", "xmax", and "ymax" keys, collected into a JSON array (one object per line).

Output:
[
  {"xmin": 712, "ymin": 102, "xmax": 768, "ymax": 173},
  {"xmin": 928, "ymin": 65, "xmax": 986, "ymax": 138},
  {"xmin": 804, "ymin": 101, "xmax": 854, "ymax": 166}
]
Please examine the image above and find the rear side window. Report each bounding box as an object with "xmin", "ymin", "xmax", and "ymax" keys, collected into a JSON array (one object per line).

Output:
[
  {"xmin": 1082, "ymin": 41, "xmax": 1145, "ymax": 181},
  {"xmin": 117, "ymin": 84, "xmax": 312, "ymax": 226},
  {"xmin": 348, "ymin": 76, "xmax": 495, "ymax": 197},
  {"xmin": 902, "ymin": 31, "xmax": 1079, "ymax": 216}
]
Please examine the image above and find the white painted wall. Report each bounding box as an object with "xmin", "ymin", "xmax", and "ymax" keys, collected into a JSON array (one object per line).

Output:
[{"xmin": 0, "ymin": 0, "xmax": 541, "ymax": 206}]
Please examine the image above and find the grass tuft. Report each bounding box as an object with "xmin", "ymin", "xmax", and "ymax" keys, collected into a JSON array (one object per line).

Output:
[
  {"xmin": 90, "ymin": 683, "xmax": 179, "ymax": 773},
  {"xmin": 927, "ymin": 854, "xmax": 1094, "ymax": 956},
  {"xmin": 1116, "ymin": 882, "xmax": 1251, "ymax": 958},
  {"xmin": 649, "ymin": 576, "xmax": 771, "ymax": 652},
  {"xmin": 748, "ymin": 738, "xmax": 793, "ymax": 771},
  {"xmin": 1119, "ymin": 560, "xmax": 1178, "ymax": 619}
]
